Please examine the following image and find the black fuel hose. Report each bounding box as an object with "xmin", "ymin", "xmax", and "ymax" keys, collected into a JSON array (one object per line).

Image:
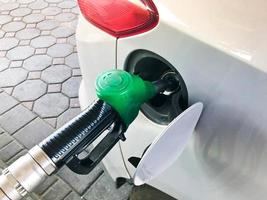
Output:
[{"xmin": 39, "ymin": 99, "xmax": 118, "ymax": 168}]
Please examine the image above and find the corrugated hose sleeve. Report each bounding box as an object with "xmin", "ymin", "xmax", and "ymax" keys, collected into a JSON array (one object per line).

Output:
[{"xmin": 39, "ymin": 99, "xmax": 118, "ymax": 168}]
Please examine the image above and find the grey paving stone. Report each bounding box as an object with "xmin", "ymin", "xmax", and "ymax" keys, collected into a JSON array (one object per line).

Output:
[
  {"xmin": 83, "ymin": 173, "xmax": 132, "ymax": 200},
  {"xmin": 43, "ymin": 117, "xmax": 57, "ymax": 128},
  {"xmin": 58, "ymin": 164, "xmax": 103, "ymax": 195},
  {"xmin": 2, "ymin": 87, "xmax": 13, "ymax": 95},
  {"xmin": 47, "ymin": 83, "xmax": 61, "ymax": 93},
  {"xmin": 19, "ymin": 40, "xmax": 31, "ymax": 46},
  {"xmin": 51, "ymin": 26, "xmax": 75, "ymax": 38},
  {"xmin": 37, "ymin": 19, "xmax": 59, "ymax": 30},
  {"xmin": 0, "ymin": 52, "xmax": 7, "ymax": 58},
  {"xmin": 19, "ymin": 40, "xmax": 30, "ymax": 46},
  {"xmin": 42, "ymin": 179, "xmax": 72, "ymax": 200},
  {"xmin": 6, "ymin": 46, "xmax": 34, "ymax": 60},
  {"xmin": 65, "ymin": 53, "xmax": 79, "ymax": 68},
  {"xmin": 0, "ymin": 38, "xmax": 19, "ymax": 51},
  {"xmin": 0, "ymin": 141, "xmax": 23, "ymax": 162},
  {"xmin": 64, "ymin": 192, "xmax": 81, "ymax": 200},
  {"xmin": 42, "ymin": 65, "xmax": 71, "ymax": 84},
  {"xmin": 13, "ymin": 80, "xmax": 47, "ymax": 101},
  {"xmin": 0, "ymin": 68, "xmax": 28, "ymax": 87},
  {"xmin": 57, "ymin": 107, "xmax": 80, "ymax": 128},
  {"xmin": 71, "ymin": 7, "xmax": 79, "ymax": 15},
  {"xmin": 22, "ymin": 101, "xmax": 34, "ymax": 110},
  {"xmin": 53, "ymin": 58, "xmax": 65, "ymax": 65},
  {"xmin": 28, "ymin": 71, "xmax": 42, "ymax": 79},
  {"xmin": 0, "ymin": 126, "xmax": 4, "ymax": 134},
  {"xmin": 47, "ymin": 43, "xmax": 73, "ymax": 57},
  {"xmin": 0, "ymin": 30, "xmax": 5, "ymax": 38},
  {"xmin": 72, "ymin": 69, "xmax": 81, "ymax": 76},
  {"xmin": 6, "ymin": 149, "xmax": 28, "ymax": 165},
  {"xmin": 54, "ymin": 37, "xmax": 65, "ymax": 43},
  {"xmin": 62, "ymin": 8, "xmax": 71, "ymax": 13},
  {"xmin": 4, "ymin": 32, "xmax": 16, "ymax": 38},
  {"xmin": 70, "ymin": 98, "xmax": 79, "ymax": 108},
  {"xmin": 29, "ymin": 0, "xmax": 48, "ymax": 10},
  {"xmin": 17, "ymin": 0, "xmax": 35, "ymax": 4},
  {"xmin": 9, "ymin": 61, "xmax": 20, "ymax": 68},
  {"xmin": 0, "ymin": 159, "xmax": 6, "ymax": 169},
  {"xmin": 9, "ymin": 60, "xmax": 23, "ymax": 68},
  {"xmin": 2, "ymin": 21, "xmax": 26, "ymax": 32},
  {"xmin": 0, "ymin": 3, "xmax": 19, "ymax": 11},
  {"xmin": 0, "ymin": 92, "xmax": 18, "ymax": 115},
  {"xmin": 58, "ymin": 1, "xmax": 77, "ymax": 9},
  {"xmin": 31, "ymin": 35, "xmax": 56, "ymax": 48},
  {"xmin": 0, "ymin": 141, "xmax": 24, "ymax": 162},
  {"xmin": 45, "ymin": 0, "xmax": 64, "ymax": 3},
  {"xmin": 0, "ymin": 15, "xmax": 12, "ymax": 25},
  {"xmin": 34, "ymin": 176, "xmax": 58, "ymax": 195},
  {"xmin": 14, "ymin": 118, "xmax": 54, "ymax": 149},
  {"xmin": 23, "ymin": 13, "xmax": 45, "ymax": 23},
  {"xmin": 35, "ymin": 48, "xmax": 47, "ymax": 55},
  {"xmin": 56, "ymin": 38, "xmax": 67, "ymax": 43},
  {"xmin": 69, "ymin": 19, "xmax": 78, "ymax": 30},
  {"xmin": 41, "ymin": 30, "xmax": 50, "ymax": 36},
  {"xmin": 33, "ymin": 93, "xmax": 69, "ymax": 118},
  {"xmin": 0, "ymin": 11, "xmax": 9, "ymax": 15},
  {"xmin": 67, "ymin": 35, "xmax": 76, "ymax": 46},
  {"xmin": 32, "ymin": 10, "xmax": 42, "ymax": 14},
  {"xmin": 16, "ymin": 28, "xmax": 40, "ymax": 40},
  {"xmin": 26, "ymin": 23, "xmax": 36, "ymax": 28},
  {"xmin": 0, "ymin": 132, "xmax": 13, "ymax": 149},
  {"xmin": 0, "ymin": 58, "xmax": 10, "ymax": 71},
  {"xmin": 130, "ymin": 185, "xmax": 176, "ymax": 200},
  {"xmin": 23, "ymin": 55, "xmax": 52, "ymax": 71},
  {"xmin": 22, "ymin": 195, "xmax": 36, "ymax": 200},
  {"xmin": 0, "ymin": 104, "xmax": 36, "ymax": 134},
  {"xmin": 13, "ymin": 17, "xmax": 23, "ymax": 21},
  {"xmin": 41, "ymin": 6, "xmax": 61, "ymax": 16},
  {"xmin": 62, "ymin": 76, "xmax": 81, "ymax": 98},
  {"xmin": 55, "ymin": 13, "xmax": 76, "ymax": 22},
  {"xmin": 10, "ymin": 7, "xmax": 31, "ymax": 17}
]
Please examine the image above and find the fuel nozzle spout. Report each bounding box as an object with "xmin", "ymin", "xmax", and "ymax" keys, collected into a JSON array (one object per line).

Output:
[{"xmin": 153, "ymin": 71, "xmax": 181, "ymax": 95}]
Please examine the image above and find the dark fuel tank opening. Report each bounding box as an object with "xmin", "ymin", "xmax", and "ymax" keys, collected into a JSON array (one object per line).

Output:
[{"xmin": 125, "ymin": 50, "xmax": 188, "ymax": 125}]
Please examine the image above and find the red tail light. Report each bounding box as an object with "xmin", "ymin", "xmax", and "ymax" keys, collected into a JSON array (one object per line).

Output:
[{"xmin": 78, "ymin": 0, "xmax": 159, "ymax": 38}]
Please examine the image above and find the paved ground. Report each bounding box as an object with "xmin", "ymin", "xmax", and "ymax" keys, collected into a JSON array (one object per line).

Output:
[{"xmin": 0, "ymin": 0, "xmax": 132, "ymax": 199}]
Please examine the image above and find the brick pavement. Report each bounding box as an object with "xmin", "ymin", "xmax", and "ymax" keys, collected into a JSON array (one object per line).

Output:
[{"xmin": 0, "ymin": 0, "xmax": 132, "ymax": 199}]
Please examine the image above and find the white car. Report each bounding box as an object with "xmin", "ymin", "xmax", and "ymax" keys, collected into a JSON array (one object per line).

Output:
[{"xmin": 76, "ymin": 0, "xmax": 267, "ymax": 199}]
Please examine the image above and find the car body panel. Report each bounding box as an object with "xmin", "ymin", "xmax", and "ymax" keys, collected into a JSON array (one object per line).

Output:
[
  {"xmin": 155, "ymin": 0, "xmax": 267, "ymax": 72},
  {"xmin": 77, "ymin": 0, "xmax": 267, "ymax": 199},
  {"xmin": 116, "ymin": 0, "xmax": 267, "ymax": 199}
]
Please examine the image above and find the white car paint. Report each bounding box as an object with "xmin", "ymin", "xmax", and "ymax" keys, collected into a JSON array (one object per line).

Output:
[{"xmin": 77, "ymin": 0, "xmax": 267, "ymax": 199}]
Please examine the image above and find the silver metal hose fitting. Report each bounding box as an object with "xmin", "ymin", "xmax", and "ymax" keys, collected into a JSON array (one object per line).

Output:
[{"xmin": 0, "ymin": 146, "xmax": 56, "ymax": 200}]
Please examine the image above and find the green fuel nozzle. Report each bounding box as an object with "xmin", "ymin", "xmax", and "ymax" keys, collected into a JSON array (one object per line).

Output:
[
  {"xmin": 95, "ymin": 70, "xmax": 156, "ymax": 127},
  {"xmin": 95, "ymin": 69, "xmax": 180, "ymax": 127}
]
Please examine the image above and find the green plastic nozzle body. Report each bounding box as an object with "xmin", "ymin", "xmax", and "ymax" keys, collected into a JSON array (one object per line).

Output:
[{"xmin": 95, "ymin": 70, "xmax": 156, "ymax": 127}]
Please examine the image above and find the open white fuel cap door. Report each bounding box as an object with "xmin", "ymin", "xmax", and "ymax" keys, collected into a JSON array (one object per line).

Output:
[{"xmin": 133, "ymin": 102, "xmax": 203, "ymax": 186}]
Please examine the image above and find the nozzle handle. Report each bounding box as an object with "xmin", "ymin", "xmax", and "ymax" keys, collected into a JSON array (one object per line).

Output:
[
  {"xmin": 39, "ymin": 99, "xmax": 119, "ymax": 168},
  {"xmin": 66, "ymin": 120, "xmax": 125, "ymax": 174}
]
